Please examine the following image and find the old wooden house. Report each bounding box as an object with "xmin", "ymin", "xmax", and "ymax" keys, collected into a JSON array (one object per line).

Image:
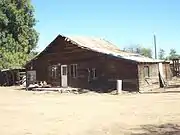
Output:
[{"xmin": 25, "ymin": 35, "xmax": 171, "ymax": 92}]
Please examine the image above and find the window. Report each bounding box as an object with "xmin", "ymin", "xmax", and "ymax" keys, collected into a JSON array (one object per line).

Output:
[
  {"xmin": 144, "ymin": 66, "xmax": 150, "ymax": 77},
  {"xmin": 92, "ymin": 68, "xmax": 97, "ymax": 79},
  {"xmin": 70, "ymin": 64, "xmax": 77, "ymax": 78},
  {"xmin": 87, "ymin": 68, "xmax": 91, "ymax": 82},
  {"xmin": 62, "ymin": 66, "xmax": 67, "ymax": 75},
  {"xmin": 50, "ymin": 65, "xmax": 59, "ymax": 79},
  {"xmin": 87, "ymin": 68, "xmax": 97, "ymax": 82},
  {"xmin": 27, "ymin": 71, "xmax": 36, "ymax": 82}
]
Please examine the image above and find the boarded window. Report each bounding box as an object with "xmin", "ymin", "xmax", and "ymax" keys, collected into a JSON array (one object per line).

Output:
[
  {"xmin": 70, "ymin": 64, "xmax": 77, "ymax": 78},
  {"xmin": 144, "ymin": 66, "xmax": 150, "ymax": 77}
]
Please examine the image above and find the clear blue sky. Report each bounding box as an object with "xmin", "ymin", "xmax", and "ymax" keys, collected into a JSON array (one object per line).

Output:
[{"xmin": 32, "ymin": 0, "xmax": 180, "ymax": 56}]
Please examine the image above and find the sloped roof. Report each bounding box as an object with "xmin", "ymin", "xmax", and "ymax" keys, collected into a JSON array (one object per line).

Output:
[
  {"xmin": 1, "ymin": 68, "xmax": 25, "ymax": 72},
  {"xmin": 65, "ymin": 35, "xmax": 163, "ymax": 63},
  {"xmin": 26, "ymin": 34, "xmax": 166, "ymax": 65}
]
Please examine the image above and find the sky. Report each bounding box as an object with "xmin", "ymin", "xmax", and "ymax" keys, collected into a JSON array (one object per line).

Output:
[{"xmin": 31, "ymin": 0, "xmax": 180, "ymax": 57}]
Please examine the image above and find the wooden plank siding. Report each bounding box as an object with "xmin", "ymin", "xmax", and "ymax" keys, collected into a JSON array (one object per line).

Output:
[
  {"xmin": 138, "ymin": 63, "xmax": 159, "ymax": 91},
  {"xmin": 26, "ymin": 36, "xmax": 140, "ymax": 92},
  {"xmin": 102, "ymin": 56, "xmax": 139, "ymax": 91},
  {"xmin": 163, "ymin": 63, "xmax": 173, "ymax": 81},
  {"xmin": 26, "ymin": 36, "xmax": 171, "ymax": 92},
  {"xmin": 138, "ymin": 63, "xmax": 172, "ymax": 92}
]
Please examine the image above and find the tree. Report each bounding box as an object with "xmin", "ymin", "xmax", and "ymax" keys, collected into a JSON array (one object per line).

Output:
[
  {"xmin": 0, "ymin": 0, "xmax": 38, "ymax": 69},
  {"xmin": 140, "ymin": 47, "xmax": 152, "ymax": 58},
  {"xmin": 158, "ymin": 48, "xmax": 165, "ymax": 60},
  {"xmin": 167, "ymin": 49, "xmax": 180, "ymax": 60},
  {"xmin": 28, "ymin": 51, "xmax": 38, "ymax": 60},
  {"xmin": 124, "ymin": 45, "xmax": 153, "ymax": 58}
]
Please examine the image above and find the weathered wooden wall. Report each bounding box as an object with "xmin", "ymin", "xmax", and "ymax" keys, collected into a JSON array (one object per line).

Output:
[
  {"xmin": 26, "ymin": 35, "xmax": 171, "ymax": 92},
  {"xmin": 102, "ymin": 56, "xmax": 139, "ymax": 91},
  {"xmin": 163, "ymin": 63, "xmax": 173, "ymax": 81},
  {"xmin": 26, "ymin": 36, "xmax": 139, "ymax": 92},
  {"xmin": 138, "ymin": 63, "xmax": 159, "ymax": 91},
  {"xmin": 138, "ymin": 63, "xmax": 171, "ymax": 92}
]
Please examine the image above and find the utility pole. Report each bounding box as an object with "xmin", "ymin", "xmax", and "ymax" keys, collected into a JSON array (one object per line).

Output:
[{"xmin": 154, "ymin": 34, "xmax": 157, "ymax": 59}]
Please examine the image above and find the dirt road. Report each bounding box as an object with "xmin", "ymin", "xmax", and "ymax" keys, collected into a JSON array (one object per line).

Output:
[{"xmin": 0, "ymin": 87, "xmax": 180, "ymax": 135}]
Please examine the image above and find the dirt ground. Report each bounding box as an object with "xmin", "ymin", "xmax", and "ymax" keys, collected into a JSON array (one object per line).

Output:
[{"xmin": 0, "ymin": 87, "xmax": 180, "ymax": 135}]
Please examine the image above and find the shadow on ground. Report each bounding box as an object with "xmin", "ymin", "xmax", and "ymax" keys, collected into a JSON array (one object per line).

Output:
[
  {"xmin": 14, "ymin": 87, "xmax": 26, "ymax": 91},
  {"xmin": 131, "ymin": 123, "xmax": 180, "ymax": 135},
  {"xmin": 167, "ymin": 84, "xmax": 180, "ymax": 89}
]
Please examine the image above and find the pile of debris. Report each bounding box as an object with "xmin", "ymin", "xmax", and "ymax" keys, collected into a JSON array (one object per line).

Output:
[
  {"xmin": 27, "ymin": 82, "xmax": 94, "ymax": 94},
  {"xmin": 27, "ymin": 81, "xmax": 51, "ymax": 90}
]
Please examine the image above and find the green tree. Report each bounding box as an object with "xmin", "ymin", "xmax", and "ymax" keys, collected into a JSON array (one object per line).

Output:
[
  {"xmin": 124, "ymin": 45, "xmax": 153, "ymax": 58},
  {"xmin": 158, "ymin": 48, "xmax": 165, "ymax": 60},
  {"xmin": 140, "ymin": 47, "xmax": 152, "ymax": 58},
  {"xmin": 167, "ymin": 49, "xmax": 180, "ymax": 60},
  {"xmin": 28, "ymin": 51, "xmax": 38, "ymax": 60},
  {"xmin": 0, "ymin": 0, "xmax": 38, "ymax": 69}
]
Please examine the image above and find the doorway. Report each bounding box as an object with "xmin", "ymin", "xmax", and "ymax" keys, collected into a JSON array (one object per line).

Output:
[{"xmin": 61, "ymin": 65, "xmax": 68, "ymax": 87}]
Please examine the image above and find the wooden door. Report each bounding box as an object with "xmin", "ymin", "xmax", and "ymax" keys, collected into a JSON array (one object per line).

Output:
[{"xmin": 61, "ymin": 65, "xmax": 68, "ymax": 87}]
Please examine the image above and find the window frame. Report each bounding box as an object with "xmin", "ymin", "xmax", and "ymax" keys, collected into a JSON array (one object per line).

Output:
[
  {"xmin": 144, "ymin": 66, "xmax": 150, "ymax": 78},
  {"xmin": 92, "ymin": 68, "xmax": 97, "ymax": 80},
  {"xmin": 49, "ymin": 65, "xmax": 59, "ymax": 80},
  {"xmin": 70, "ymin": 64, "xmax": 78, "ymax": 78},
  {"xmin": 62, "ymin": 66, "xmax": 67, "ymax": 76},
  {"xmin": 87, "ymin": 68, "xmax": 91, "ymax": 82}
]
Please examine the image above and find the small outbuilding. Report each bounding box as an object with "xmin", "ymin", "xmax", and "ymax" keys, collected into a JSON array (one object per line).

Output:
[
  {"xmin": 25, "ymin": 35, "xmax": 172, "ymax": 92},
  {"xmin": 0, "ymin": 68, "xmax": 26, "ymax": 86},
  {"xmin": 169, "ymin": 59, "xmax": 180, "ymax": 77}
]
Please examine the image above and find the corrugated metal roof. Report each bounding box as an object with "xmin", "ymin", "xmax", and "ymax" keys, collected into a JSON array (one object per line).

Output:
[
  {"xmin": 1, "ymin": 68, "xmax": 25, "ymax": 72},
  {"xmin": 65, "ymin": 35, "xmax": 163, "ymax": 63}
]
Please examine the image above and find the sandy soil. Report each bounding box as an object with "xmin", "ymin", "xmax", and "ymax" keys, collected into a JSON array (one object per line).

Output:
[{"xmin": 0, "ymin": 87, "xmax": 180, "ymax": 135}]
